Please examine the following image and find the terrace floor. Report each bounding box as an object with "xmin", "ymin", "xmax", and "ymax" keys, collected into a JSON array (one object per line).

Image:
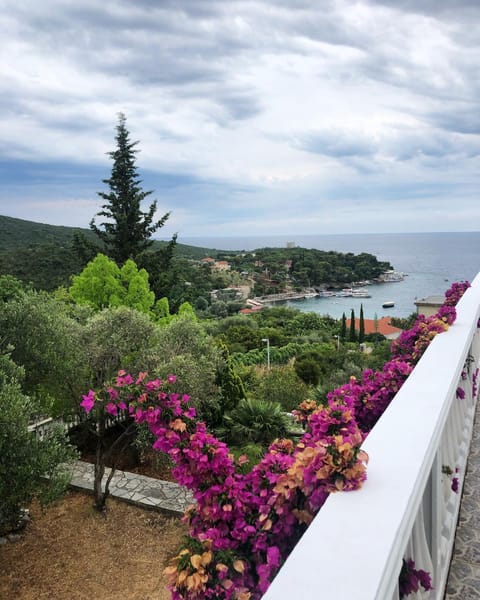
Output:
[{"xmin": 445, "ymin": 399, "xmax": 480, "ymax": 598}]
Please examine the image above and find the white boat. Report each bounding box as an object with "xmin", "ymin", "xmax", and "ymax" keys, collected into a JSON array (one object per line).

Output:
[
  {"xmin": 382, "ymin": 301, "xmax": 395, "ymax": 308},
  {"xmin": 318, "ymin": 290, "xmax": 336, "ymax": 298},
  {"xmin": 351, "ymin": 288, "xmax": 371, "ymax": 298},
  {"xmin": 379, "ymin": 270, "xmax": 405, "ymax": 282},
  {"xmin": 304, "ymin": 291, "xmax": 318, "ymax": 299},
  {"xmin": 338, "ymin": 287, "xmax": 371, "ymax": 298}
]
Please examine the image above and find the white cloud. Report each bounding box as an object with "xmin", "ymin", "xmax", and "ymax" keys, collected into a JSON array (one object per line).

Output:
[{"xmin": 0, "ymin": 0, "xmax": 478, "ymax": 236}]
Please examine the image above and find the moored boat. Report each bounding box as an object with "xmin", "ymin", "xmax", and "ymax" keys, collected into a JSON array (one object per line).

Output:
[{"xmin": 382, "ymin": 301, "xmax": 395, "ymax": 308}]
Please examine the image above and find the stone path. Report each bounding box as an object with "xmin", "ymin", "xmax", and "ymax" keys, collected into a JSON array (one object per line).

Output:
[
  {"xmin": 68, "ymin": 461, "xmax": 194, "ymax": 516},
  {"xmin": 445, "ymin": 402, "xmax": 480, "ymax": 598}
]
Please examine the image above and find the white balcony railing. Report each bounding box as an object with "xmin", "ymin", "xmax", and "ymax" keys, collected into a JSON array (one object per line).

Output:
[{"xmin": 263, "ymin": 274, "xmax": 480, "ymax": 600}]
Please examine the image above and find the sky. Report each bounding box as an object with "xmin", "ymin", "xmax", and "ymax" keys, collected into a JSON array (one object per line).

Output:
[{"xmin": 1, "ymin": 0, "xmax": 479, "ymax": 240}]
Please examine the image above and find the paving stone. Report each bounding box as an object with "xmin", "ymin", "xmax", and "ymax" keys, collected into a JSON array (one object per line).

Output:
[
  {"xmin": 446, "ymin": 401, "xmax": 480, "ymax": 598},
  {"xmin": 67, "ymin": 460, "xmax": 194, "ymax": 516}
]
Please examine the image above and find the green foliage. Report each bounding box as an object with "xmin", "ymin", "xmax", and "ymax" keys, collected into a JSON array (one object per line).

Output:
[
  {"xmin": 82, "ymin": 306, "xmax": 160, "ymax": 387},
  {"xmin": 194, "ymin": 296, "xmax": 209, "ymax": 312},
  {"xmin": 178, "ymin": 301, "xmax": 196, "ymax": 319},
  {"xmin": 231, "ymin": 246, "xmax": 392, "ymax": 288},
  {"xmin": 0, "ymin": 274, "xmax": 28, "ymax": 302},
  {"xmin": 136, "ymin": 234, "xmax": 178, "ymax": 301},
  {"xmin": 0, "ymin": 241, "xmax": 85, "ymax": 291},
  {"xmin": 340, "ymin": 312, "xmax": 347, "ymax": 340},
  {"xmin": 70, "ymin": 254, "xmax": 155, "ymax": 313},
  {"xmin": 0, "ymin": 215, "xmax": 218, "ymax": 293},
  {"xmin": 90, "ymin": 113, "xmax": 170, "ymax": 265},
  {"xmin": 215, "ymin": 398, "xmax": 290, "ymax": 450},
  {"xmin": 366, "ymin": 340, "xmax": 393, "ymax": 370},
  {"xmin": 349, "ymin": 309, "xmax": 357, "ymax": 343},
  {"xmin": 390, "ymin": 312, "xmax": 418, "ymax": 330},
  {"xmin": 253, "ymin": 365, "xmax": 310, "ymax": 412},
  {"xmin": 119, "ymin": 259, "xmax": 155, "ymax": 313},
  {"xmin": 153, "ymin": 296, "xmax": 172, "ymax": 323},
  {"xmin": 152, "ymin": 317, "xmax": 222, "ymax": 426},
  {"xmin": 70, "ymin": 253, "xmax": 122, "ymax": 309},
  {"xmin": 214, "ymin": 343, "xmax": 246, "ymax": 421},
  {"xmin": 359, "ymin": 304, "xmax": 365, "ymax": 343},
  {"xmin": 0, "ymin": 353, "xmax": 77, "ymax": 534},
  {"xmin": 294, "ymin": 356, "xmax": 321, "ymax": 386},
  {"xmin": 0, "ymin": 289, "xmax": 86, "ymax": 415},
  {"xmin": 286, "ymin": 311, "xmax": 334, "ymax": 338}
]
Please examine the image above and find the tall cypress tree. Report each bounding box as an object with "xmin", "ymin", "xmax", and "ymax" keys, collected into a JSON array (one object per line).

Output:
[
  {"xmin": 359, "ymin": 303, "xmax": 365, "ymax": 343},
  {"xmin": 90, "ymin": 113, "xmax": 170, "ymax": 265},
  {"xmin": 349, "ymin": 308, "xmax": 357, "ymax": 342},
  {"xmin": 340, "ymin": 312, "xmax": 347, "ymax": 341}
]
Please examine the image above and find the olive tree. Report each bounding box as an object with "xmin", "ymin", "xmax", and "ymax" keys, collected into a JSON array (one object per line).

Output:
[{"xmin": 0, "ymin": 352, "xmax": 77, "ymax": 534}]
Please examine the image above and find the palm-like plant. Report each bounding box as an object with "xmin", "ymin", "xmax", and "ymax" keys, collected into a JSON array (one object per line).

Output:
[{"xmin": 216, "ymin": 398, "xmax": 290, "ymax": 450}]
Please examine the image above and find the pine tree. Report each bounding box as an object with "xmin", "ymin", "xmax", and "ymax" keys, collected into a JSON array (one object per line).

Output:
[
  {"xmin": 90, "ymin": 113, "xmax": 170, "ymax": 265},
  {"xmin": 359, "ymin": 303, "xmax": 365, "ymax": 343},
  {"xmin": 349, "ymin": 308, "xmax": 357, "ymax": 342}
]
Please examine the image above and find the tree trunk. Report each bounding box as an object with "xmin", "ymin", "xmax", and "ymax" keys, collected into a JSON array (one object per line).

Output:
[{"xmin": 93, "ymin": 410, "xmax": 106, "ymax": 512}]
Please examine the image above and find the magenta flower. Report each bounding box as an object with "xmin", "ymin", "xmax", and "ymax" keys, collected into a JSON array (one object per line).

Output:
[
  {"xmin": 80, "ymin": 390, "xmax": 96, "ymax": 413},
  {"xmin": 456, "ymin": 387, "xmax": 466, "ymax": 400},
  {"xmin": 106, "ymin": 402, "xmax": 118, "ymax": 416},
  {"xmin": 399, "ymin": 558, "xmax": 432, "ymax": 597},
  {"xmin": 107, "ymin": 387, "xmax": 119, "ymax": 400},
  {"xmin": 167, "ymin": 374, "xmax": 177, "ymax": 384},
  {"xmin": 451, "ymin": 477, "xmax": 459, "ymax": 493},
  {"xmin": 145, "ymin": 378, "xmax": 162, "ymax": 391}
]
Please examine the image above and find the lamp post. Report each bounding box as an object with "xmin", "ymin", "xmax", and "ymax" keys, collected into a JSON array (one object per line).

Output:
[
  {"xmin": 333, "ymin": 335, "xmax": 340, "ymax": 351},
  {"xmin": 262, "ymin": 337, "xmax": 270, "ymax": 369}
]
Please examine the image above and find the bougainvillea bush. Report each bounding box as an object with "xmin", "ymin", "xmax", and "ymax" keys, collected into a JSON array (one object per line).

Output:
[{"xmin": 80, "ymin": 281, "xmax": 470, "ymax": 599}]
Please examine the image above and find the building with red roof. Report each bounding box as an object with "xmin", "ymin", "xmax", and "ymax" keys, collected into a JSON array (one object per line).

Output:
[{"xmin": 346, "ymin": 316, "xmax": 403, "ymax": 340}]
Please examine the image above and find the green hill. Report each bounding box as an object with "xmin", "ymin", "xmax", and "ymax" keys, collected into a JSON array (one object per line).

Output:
[{"xmin": 0, "ymin": 215, "xmax": 216, "ymax": 290}]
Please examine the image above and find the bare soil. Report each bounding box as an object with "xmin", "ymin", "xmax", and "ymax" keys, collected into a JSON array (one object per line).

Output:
[{"xmin": 0, "ymin": 490, "xmax": 186, "ymax": 600}]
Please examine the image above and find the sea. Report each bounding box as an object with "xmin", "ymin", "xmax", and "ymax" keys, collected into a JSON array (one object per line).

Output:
[{"xmin": 178, "ymin": 232, "xmax": 480, "ymax": 320}]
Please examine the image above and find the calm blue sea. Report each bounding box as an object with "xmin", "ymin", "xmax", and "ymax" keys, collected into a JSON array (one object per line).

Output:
[{"xmin": 178, "ymin": 232, "xmax": 480, "ymax": 319}]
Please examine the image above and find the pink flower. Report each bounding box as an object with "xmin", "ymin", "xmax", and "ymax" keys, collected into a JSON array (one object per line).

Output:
[
  {"xmin": 136, "ymin": 371, "xmax": 148, "ymax": 384},
  {"xmin": 167, "ymin": 374, "xmax": 177, "ymax": 384},
  {"xmin": 116, "ymin": 373, "xmax": 134, "ymax": 386},
  {"xmin": 106, "ymin": 402, "xmax": 118, "ymax": 416},
  {"xmin": 145, "ymin": 378, "xmax": 162, "ymax": 391},
  {"xmin": 107, "ymin": 387, "xmax": 119, "ymax": 401},
  {"xmin": 80, "ymin": 390, "xmax": 96, "ymax": 413},
  {"xmin": 184, "ymin": 407, "xmax": 196, "ymax": 419}
]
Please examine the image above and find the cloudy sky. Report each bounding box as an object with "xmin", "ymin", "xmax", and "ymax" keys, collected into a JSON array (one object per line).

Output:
[{"xmin": 1, "ymin": 0, "xmax": 479, "ymax": 239}]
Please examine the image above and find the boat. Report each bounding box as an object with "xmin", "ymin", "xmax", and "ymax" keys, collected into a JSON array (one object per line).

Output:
[
  {"xmin": 338, "ymin": 287, "xmax": 371, "ymax": 298},
  {"xmin": 378, "ymin": 270, "xmax": 405, "ymax": 282},
  {"xmin": 351, "ymin": 288, "xmax": 371, "ymax": 298},
  {"xmin": 304, "ymin": 291, "xmax": 318, "ymax": 299},
  {"xmin": 318, "ymin": 290, "xmax": 336, "ymax": 298},
  {"xmin": 382, "ymin": 301, "xmax": 395, "ymax": 308}
]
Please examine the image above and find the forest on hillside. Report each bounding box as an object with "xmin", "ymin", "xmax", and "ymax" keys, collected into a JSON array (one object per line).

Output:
[{"xmin": 0, "ymin": 214, "xmax": 392, "ymax": 302}]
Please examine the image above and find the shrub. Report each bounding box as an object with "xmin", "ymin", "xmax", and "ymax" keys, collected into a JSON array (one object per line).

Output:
[
  {"xmin": 0, "ymin": 356, "xmax": 77, "ymax": 534},
  {"xmin": 215, "ymin": 398, "xmax": 290, "ymax": 449}
]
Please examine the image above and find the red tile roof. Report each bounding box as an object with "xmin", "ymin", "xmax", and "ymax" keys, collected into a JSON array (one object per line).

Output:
[{"xmin": 346, "ymin": 317, "xmax": 403, "ymax": 338}]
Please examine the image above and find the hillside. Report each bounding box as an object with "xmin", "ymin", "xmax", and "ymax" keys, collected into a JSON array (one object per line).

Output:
[
  {"xmin": 0, "ymin": 215, "xmax": 216, "ymax": 290},
  {"xmin": 0, "ymin": 215, "xmax": 213, "ymax": 258},
  {"xmin": 0, "ymin": 215, "xmax": 392, "ymax": 299}
]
